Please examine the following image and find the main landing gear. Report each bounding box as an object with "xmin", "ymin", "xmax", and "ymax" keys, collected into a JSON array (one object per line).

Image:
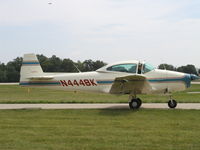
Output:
[
  {"xmin": 129, "ymin": 95, "xmax": 142, "ymax": 109},
  {"xmin": 129, "ymin": 98, "xmax": 142, "ymax": 109}
]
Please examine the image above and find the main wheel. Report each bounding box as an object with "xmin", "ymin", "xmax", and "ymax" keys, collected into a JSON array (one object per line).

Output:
[
  {"xmin": 168, "ymin": 99, "xmax": 177, "ymax": 108},
  {"xmin": 129, "ymin": 98, "xmax": 142, "ymax": 109}
]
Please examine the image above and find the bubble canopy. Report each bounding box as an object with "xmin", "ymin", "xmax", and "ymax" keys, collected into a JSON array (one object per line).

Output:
[
  {"xmin": 96, "ymin": 60, "xmax": 155, "ymax": 74},
  {"xmin": 143, "ymin": 63, "xmax": 155, "ymax": 73}
]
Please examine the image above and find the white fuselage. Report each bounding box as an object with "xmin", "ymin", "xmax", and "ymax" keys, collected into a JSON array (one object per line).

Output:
[
  {"xmin": 19, "ymin": 54, "xmax": 192, "ymax": 95},
  {"xmin": 20, "ymin": 69, "xmax": 189, "ymax": 94}
]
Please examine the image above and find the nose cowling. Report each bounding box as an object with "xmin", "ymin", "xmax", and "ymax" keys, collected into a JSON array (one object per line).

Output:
[
  {"xmin": 190, "ymin": 74, "xmax": 200, "ymax": 81},
  {"xmin": 184, "ymin": 74, "xmax": 191, "ymax": 88},
  {"xmin": 184, "ymin": 74, "xmax": 199, "ymax": 88}
]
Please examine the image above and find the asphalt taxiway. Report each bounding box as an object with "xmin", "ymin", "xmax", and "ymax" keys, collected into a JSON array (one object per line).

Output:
[{"xmin": 0, "ymin": 103, "xmax": 200, "ymax": 110}]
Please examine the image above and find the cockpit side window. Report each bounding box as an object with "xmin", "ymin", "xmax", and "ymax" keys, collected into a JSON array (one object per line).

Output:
[
  {"xmin": 107, "ymin": 64, "xmax": 137, "ymax": 73},
  {"xmin": 143, "ymin": 63, "xmax": 155, "ymax": 73}
]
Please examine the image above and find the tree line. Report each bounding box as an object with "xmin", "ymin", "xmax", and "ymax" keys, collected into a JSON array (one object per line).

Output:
[
  {"xmin": 0, "ymin": 54, "xmax": 106, "ymax": 82},
  {"xmin": 158, "ymin": 64, "xmax": 199, "ymax": 75},
  {"xmin": 0, "ymin": 54, "xmax": 199, "ymax": 82}
]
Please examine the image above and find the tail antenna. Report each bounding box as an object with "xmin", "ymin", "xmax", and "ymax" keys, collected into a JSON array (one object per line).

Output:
[
  {"xmin": 73, "ymin": 63, "xmax": 81, "ymax": 73},
  {"xmin": 160, "ymin": 59, "xmax": 166, "ymax": 70},
  {"xmin": 163, "ymin": 64, "xmax": 166, "ymax": 70}
]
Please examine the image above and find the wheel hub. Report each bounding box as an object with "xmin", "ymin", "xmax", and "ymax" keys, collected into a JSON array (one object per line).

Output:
[{"xmin": 132, "ymin": 101, "xmax": 137, "ymax": 107}]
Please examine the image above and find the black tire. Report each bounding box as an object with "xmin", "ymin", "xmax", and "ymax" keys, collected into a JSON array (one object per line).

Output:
[
  {"xmin": 129, "ymin": 98, "xmax": 142, "ymax": 109},
  {"xmin": 137, "ymin": 98, "xmax": 142, "ymax": 108},
  {"xmin": 168, "ymin": 99, "xmax": 177, "ymax": 108}
]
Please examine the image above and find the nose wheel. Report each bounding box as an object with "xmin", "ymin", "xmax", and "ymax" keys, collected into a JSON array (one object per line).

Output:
[
  {"xmin": 129, "ymin": 98, "xmax": 142, "ymax": 109},
  {"xmin": 168, "ymin": 99, "xmax": 177, "ymax": 108}
]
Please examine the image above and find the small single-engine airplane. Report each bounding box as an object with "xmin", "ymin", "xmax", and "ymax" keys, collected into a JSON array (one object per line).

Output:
[{"xmin": 20, "ymin": 53, "xmax": 199, "ymax": 109}]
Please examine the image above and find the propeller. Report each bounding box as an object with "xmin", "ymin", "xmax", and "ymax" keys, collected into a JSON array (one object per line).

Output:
[
  {"xmin": 190, "ymin": 74, "xmax": 200, "ymax": 81},
  {"xmin": 195, "ymin": 67, "xmax": 200, "ymax": 76},
  {"xmin": 188, "ymin": 66, "xmax": 199, "ymax": 81}
]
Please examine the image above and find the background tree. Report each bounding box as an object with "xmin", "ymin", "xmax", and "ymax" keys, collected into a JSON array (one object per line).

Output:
[
  {"xmin": 93, "ymin": 60, "xmax": 107, "ymax": 70},
  {"xmin": 75, "ymin": 60, "xmax": 84, "ymax": 72},
  {"xmin": 0, "ymin": 63, "xmax": 7, "ymax": 82},
  {"xmin": 82, "ymin": 60, "xmax": 94, "ymax": 72},
  {"xmin": 4, "ymin": 57, "xmax": 22, "ymax": 82},
  {"xmin": 2, "ymin": 54, "xmax": 198, "ymax": 83},
  {"xmin": 177, "ymin": 65, "xmax": 198, "ymax": 75},
  {"xmin": 45, "ymin": 55, "xmax": 62, "ymax": 72},
  {"xmin": 0, "ymin": 54, "xmax": 107, "ymax": 82},
  {"xmin": 61, "ymin": 59, "xmax": 77, "ymax": 72},
  {"xmin": 37, "ymin": 54, "xmax": 49, "ymax": 72},
  {"xmin": 82, "ymin": 60, "xmax": 106, "ymax": 72},
  {"xmin": 158, "ymin": 64, "xmax": 176, "ymax": 71},
  {"xmin": 5, "ymin": 63, "xmax": 19, "ymax": 82}
]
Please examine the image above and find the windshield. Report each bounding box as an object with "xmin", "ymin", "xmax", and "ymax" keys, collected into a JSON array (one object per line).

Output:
[
  {"xmin": 107, "ymin": 63, "xmax": 137, "ymax": 73},
  {"xmin": 143, "ymin": 63, "xmax": 155, "ymax": 73}
]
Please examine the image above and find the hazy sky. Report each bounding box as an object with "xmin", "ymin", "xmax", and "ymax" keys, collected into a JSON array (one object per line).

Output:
[{"xmin": 0, "ymin": 0, "xmax": 200, "ymax": 67}]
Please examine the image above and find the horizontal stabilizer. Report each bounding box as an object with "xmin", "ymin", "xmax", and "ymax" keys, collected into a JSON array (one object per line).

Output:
[{"xmin": 27, "ymin": 76, "xmax": 54, "ymax": 80}]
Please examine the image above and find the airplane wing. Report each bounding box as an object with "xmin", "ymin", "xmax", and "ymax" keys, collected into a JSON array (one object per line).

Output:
[
  {"xmin": 27, "ymin": 76, "xmax": 54, "ymax": 80},
  {"xmin": 109, "ymin": 75, "xmax": 152, "ymax": 94}
]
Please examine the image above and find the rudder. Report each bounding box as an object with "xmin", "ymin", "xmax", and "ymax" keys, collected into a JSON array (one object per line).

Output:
[{"xmin": 20, "ymin": 53, "xmax": 43, "ymax": 82}]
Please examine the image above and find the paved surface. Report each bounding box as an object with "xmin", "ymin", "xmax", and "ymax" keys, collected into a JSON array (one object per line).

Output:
[
  {"xmin": 0, "ymin": 103, "xmax": 200, "ymax": 110},
  {"xmin": 0, "ymin": 82, "xmax": 200, "ymax": 110},
  {"xmin": 0, "ymin": 83, "xmax": 19, "ymax": 85},
  {"xmin": 187, "ymin": 92, "xmax": 200, "ymax": 94},
  {"xmin": 191, "ymin": 82, "xmax": 200, "ymax": 84}
]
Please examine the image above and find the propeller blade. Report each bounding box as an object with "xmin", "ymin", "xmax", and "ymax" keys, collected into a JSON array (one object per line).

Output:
[{"xmin": 190, "ymin": 74, "xmax": 200, "ymax": 81}]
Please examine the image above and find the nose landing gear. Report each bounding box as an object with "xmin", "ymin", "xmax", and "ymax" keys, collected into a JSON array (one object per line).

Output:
[
  {"xmin": 167, "ymin": 95, "xmax": 177, "ymax": 108},
  {"xmin": 168, "ymin": 99, "xmax": 177, "ymax": 108}
]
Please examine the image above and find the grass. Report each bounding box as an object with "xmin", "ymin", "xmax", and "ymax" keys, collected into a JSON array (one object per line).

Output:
[
  {"xmin": 0, "ymin": 109, "xmax": 199, "ymax": 150},
  {"xmin": 0, "ymin": 84, "xmax": 200, "ymax": 103},
  {"xmin": 0, "ymin": 85, "xmax": 200, "ymax": 149}
]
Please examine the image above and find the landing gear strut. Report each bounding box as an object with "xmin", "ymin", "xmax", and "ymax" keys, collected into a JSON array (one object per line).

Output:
[
  {"xmin": 128, "ymin": 95, "xmax": 177, "ymax": 109},
  {"xmin": 129, "ymin": 96, "xmax": 142, "ymax": 109},
  {"xmin": 168, "ymin": 95, "xmax": 177, "ymax": 108}
]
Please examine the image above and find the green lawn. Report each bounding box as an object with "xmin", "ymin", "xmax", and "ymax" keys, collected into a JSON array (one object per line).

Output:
[
  {"xmin": 0, "ymin": 84, "xmax": 200, "ymax": 103},
  {"xmin": 0, "ymin": 109, "xmax": 199, "ymax": 150}
]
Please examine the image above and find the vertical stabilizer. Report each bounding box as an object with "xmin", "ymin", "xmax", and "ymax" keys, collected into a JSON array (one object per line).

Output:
[{"xmin": 20, "ymin": 54, "xmax": 43, "ymax": 82}]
